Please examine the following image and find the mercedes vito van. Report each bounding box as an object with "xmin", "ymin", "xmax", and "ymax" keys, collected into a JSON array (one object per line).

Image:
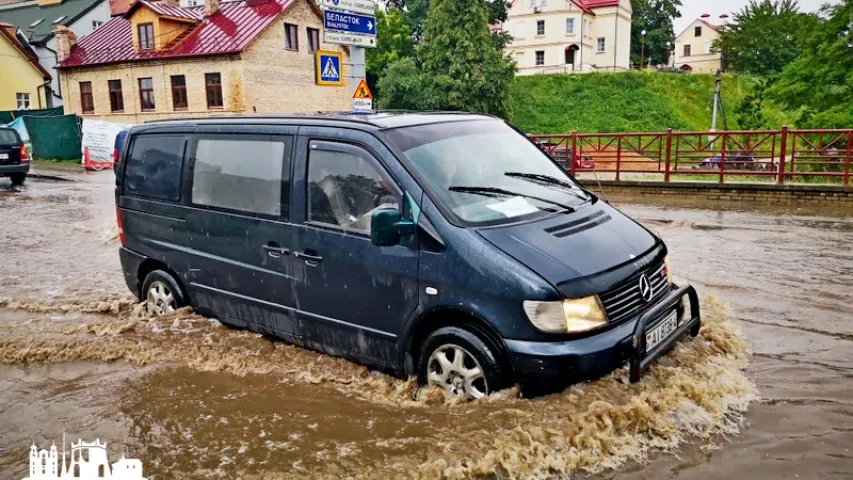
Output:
[{"xmin": 116, "ymin": 113, "xmax": 701, "ymax": 398}]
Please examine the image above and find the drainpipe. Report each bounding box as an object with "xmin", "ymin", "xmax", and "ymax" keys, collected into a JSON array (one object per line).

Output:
[
  {"xmin": 613, "ymin": 4, "xmax": 618, "ymax": 70},
  {"xmin": 579, "ymin": 13, "xmax": 584, "ymax": 72},
  {"xmin": 43, "ymin": 44, "xmax": 62, "ymax": 100}
]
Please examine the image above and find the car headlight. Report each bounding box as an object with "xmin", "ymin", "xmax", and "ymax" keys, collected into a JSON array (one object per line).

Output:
[
  {"xmin": 664, "ymin": 256, "xmax": 673, "ymax": 284},
  {"xmin": 523, "ymin": 296, "xmax": 608, "ymax": 334}
]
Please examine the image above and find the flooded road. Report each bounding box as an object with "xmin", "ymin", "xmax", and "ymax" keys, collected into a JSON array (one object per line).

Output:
[{"xmin": 0, "ymin": 172, "xmax": 851, "ymax": 479}]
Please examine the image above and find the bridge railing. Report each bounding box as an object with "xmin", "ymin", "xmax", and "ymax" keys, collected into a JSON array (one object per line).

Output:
[{"xmin": 530, "ymin": 127, "xmax": 852, "ymax": 186}]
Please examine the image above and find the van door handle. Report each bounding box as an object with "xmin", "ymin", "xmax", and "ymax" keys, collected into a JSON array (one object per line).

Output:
[
  {"xmin": 264, "ymin": 243, "xmax": 290, "ymax": 258},
  {"xmin": 294, "ymin": 250, "xmax": 323, "ymax": 266}
]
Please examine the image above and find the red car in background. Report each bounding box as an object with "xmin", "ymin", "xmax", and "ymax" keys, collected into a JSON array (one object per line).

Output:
[{"xmin": 533, "ymin": 140, "xmax": 595, "ymax": 171}]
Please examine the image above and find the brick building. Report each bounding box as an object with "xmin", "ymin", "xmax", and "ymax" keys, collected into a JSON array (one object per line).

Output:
[{"xmin": 56, "ymin": 0, "xmax": 351, "ymax": 123}]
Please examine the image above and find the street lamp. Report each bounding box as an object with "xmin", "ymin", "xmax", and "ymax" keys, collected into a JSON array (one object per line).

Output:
[
  {"xmin": 666, "ymin": 41, "xmax": 671, "ymax": 68},
  {"xmin": 640, "ymin": 30, "xmax": 646, "ymax": 70}
]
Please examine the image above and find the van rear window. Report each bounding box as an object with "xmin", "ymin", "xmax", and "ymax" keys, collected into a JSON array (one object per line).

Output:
[
  {"xmin": 124, "ymin": 135, "xmax": 186, "ymax": 201},
  {"xmin": 0, "ymin": 129, "xmax": 20, "ymax": 145}
]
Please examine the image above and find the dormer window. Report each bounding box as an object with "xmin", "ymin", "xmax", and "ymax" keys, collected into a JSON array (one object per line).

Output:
[
  {"xmin": 29, "ymin": 19, "xmax": 44, "ymax": 28},
  {"xmin": 138, "ymin": 23, "xmax": 154, "ymax": 50}
]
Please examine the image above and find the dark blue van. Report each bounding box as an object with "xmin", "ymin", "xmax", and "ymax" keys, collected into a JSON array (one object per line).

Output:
[{"xmin": 115, "ymin": 113, "xmax": 700, "ymax": 398}]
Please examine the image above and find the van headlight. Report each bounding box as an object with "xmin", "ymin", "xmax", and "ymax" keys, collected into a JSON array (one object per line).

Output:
[
  {"xmin": 664, "ymin": 256, "xmax": 673, "ymax": 284},
  {"xmin": 523, "ymin": 297, "xmax": 608, "ymax": 334}
]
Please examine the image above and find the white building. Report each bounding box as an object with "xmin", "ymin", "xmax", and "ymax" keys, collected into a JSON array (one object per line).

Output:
[
  {"xmin": 495, "ymin": 0, "xmax": 633, "ymax": 75},
  {"xmin": 23, "ymin": 437, "xmax": 147, "ymax": 480},
  {"xmin": 673, "ymin": 14, "xmax": 725, "ymax": 73}
]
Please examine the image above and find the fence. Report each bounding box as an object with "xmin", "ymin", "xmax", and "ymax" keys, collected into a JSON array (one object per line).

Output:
[
  {"xmin": 24, "ymin": 115, "xmax": 82, "ymax": 161},
  {"xmin": 530, "ymin": 127, "xmax": 852, "ymax": 186}
]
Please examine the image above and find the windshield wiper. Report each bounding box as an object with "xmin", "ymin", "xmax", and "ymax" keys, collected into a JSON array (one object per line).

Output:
[
  {"xmin": 448, "ymin": 186, "xmax": 575, "ymax": 213},
  {"xmin": 504, "ymin": 172, "xmax": 589, "ymax": 200}
]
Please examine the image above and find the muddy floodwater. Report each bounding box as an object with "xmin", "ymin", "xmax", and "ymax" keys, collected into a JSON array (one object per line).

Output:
[{"xmin": 0, "ymin": 171, "xmax": 851, "ymax": 479}]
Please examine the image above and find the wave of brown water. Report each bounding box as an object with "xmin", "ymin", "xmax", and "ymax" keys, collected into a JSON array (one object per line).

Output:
[{"xmin": 0, "ymin": 296, "xmax": 755, "ymax": 478}]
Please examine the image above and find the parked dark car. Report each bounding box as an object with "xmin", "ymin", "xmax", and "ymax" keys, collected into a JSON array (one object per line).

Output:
[
  {"xmin": 0, "ymin": 126, "xmax": 29, "ymax": 186},
  {"xmin": 115, "ymin": 113, "xmax": 701, "ymax": 398},
  {"xmin": 698, "ymin": 151, "xmax": 757, "ymax": 170}
]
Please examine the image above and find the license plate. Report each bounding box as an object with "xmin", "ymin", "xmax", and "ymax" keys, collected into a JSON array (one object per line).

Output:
[
  {"xmin": 646, "ymin": 311, "xmax": 679, "ymax": 351},
  {"xmin": 0, "ymin": 153, "xmax": 8, "ymax": 160}
]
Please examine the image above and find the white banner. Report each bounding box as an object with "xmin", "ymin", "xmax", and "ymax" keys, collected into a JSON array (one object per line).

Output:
[{"xmin": 80, "ymin": 118, "xmax": 133, "ymax": 164}]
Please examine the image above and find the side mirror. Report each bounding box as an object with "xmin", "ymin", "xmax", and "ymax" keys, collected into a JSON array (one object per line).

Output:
[{"xmin": 370, "ymin": 208, "xmax": 416, "ymax": 246}]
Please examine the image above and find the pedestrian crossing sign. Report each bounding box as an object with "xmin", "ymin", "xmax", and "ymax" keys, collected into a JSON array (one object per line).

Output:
[{"xmin": 315, "ymin": 51, "xmax": 343, "ymax": 86}]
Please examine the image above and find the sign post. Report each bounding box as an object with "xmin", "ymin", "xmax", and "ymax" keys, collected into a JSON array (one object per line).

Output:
[{"xmin": 321, "ymin": 0, "xmax": 376, "ymax": 112}]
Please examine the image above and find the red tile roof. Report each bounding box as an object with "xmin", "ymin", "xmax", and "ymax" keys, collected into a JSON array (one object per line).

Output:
[
  {"xmin": 127, "ymin": 0, "xmax": 203, "ymax": 20},
  {"xmin": 699, "ymin": 19, "xmax": 720, "ymax": 31},
  {"xmin": 58, "ymin": 0, "xmax": 303, "ymax": 69},
  {"xmin": 508, "ymin": 0, "xmax": 620, "ymax": 15},
  {"xmin": 110, "ymin": 0, "xmax": 131, "ymax": 16}
]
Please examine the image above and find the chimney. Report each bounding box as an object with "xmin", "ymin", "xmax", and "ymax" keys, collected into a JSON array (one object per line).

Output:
[
  {"xmin": 54, "ymin": 25, "xmax": 78, "ymax": 62},
  {"xmin": 204, "ymin": 0, "xmax": 219, "ymax": 16},
  {"xmin": 700, "ymin": 13, "xmax": 710, "ymax": 19}
]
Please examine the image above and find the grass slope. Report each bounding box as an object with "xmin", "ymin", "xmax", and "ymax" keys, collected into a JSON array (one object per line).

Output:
[{"xmin": 510, "ymin": 71, "xmax": 789, "ymax": 134}]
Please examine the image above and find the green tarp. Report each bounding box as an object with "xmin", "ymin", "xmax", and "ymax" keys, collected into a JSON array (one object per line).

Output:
[
  {"xmin": 24, "ymin": 115, "xmax": 81, "ymax": 160},
  {"xmin": 0, "ymin": 107, "xmax": 64, "ymax": 125}
]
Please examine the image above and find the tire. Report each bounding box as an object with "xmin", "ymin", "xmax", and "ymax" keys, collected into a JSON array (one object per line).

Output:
[
  {"xmin": 9, "ymin": 173, "xmax": 26, "ymax": 186},
  {"xmin": 141, "ymin": 269, "xmax": 187, "ymax": 316},
  {"xmin": 417, "ymin": 326, "xmax": 508, "ymax": 400}
]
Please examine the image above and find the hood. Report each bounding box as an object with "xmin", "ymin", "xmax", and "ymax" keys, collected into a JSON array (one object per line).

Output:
[{"xmin": 478, "ymin": 203, "xmax": 658, "ymax": 291}]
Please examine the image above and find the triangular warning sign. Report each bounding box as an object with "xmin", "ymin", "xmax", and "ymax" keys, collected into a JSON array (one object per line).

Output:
[
  {"xmin": 353, "ymin": 79, "xmax": 373, "ymax": 100},
  {"xmin": 322, "ymin": 58, "xmax": 339, "ymax": 79}
]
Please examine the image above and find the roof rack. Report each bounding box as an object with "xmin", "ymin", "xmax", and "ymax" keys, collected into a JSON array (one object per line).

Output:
[{"xmin": 142, "ymin": 110, "xmax": 494, "ymax": 125}]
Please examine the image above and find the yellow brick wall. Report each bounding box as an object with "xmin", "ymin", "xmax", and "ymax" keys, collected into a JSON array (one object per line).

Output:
[
  {"xmin": 59, "ymin": 0, "xmax": 352, "ymax": 123},
  {"xmin": 240, "ymin": 0, "xmax": 352, "ymax": 114},
  {"xmin": 60, "ymin": 55, "xmax": 245, "ymax": 123}
]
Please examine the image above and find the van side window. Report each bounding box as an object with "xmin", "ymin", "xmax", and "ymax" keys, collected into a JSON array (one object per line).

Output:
[
  {"xmin": 307, "ymin": 148, "xmax": 398, "ymax": 235},
  {"xmin": 191, "ymin": 135, "xmax": 290, "ymax": 217},
  {"xmin": 125, "ymin": 135, "xmax": 186, "ymax": 201}
]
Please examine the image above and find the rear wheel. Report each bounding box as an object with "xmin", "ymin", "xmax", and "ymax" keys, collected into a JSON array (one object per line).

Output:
[
  {"xmin": 9, "ymin": 173, "xmax": 26, "ymax": 186},
  {"xmin": 417, "ymin": 326, "xmax": 508, "ymax": 400},
  {"xmin": 141, "ymin": 270, "xmax": 187, "ymax": 316}
]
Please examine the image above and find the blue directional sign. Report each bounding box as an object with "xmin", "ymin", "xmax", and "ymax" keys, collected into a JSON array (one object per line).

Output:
[
  {"xmin": 315, "ymin": 50, "xmax": 343, "ymax": 86},
  {"xmin": 323, "ymin": 10, "xmax": 376, "ymax": 36}
]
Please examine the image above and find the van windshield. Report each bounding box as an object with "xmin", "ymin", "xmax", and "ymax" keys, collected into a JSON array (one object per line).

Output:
[{"xmin": 386, "ymin": 120, "xmax": 592, "ymax": 225}]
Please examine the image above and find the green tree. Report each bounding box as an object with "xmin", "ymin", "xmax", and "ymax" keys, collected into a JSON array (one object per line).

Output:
[
  {"xmin": 766, "ymin": 0, "xmax": 853, "ymax": 128},
  {"xmin": 630, "ymin": 0, "xmax": 682, "ymax": 68},
  {"xmin": 714, "ymin": 0, "xmax": 816, "ymax": 75},
  {"xmin": 378, "ymin": 0, "xmax": 516, "ymax": 117},
  {"xmin": 403, "ymin": 0, "xmax": 510, "ymax": 48},
  {"xmin": 735, "ymin": 78, "xmax": 767, "ymax": 129},
  {"xmin": 366, "ymin": 8, "xmax": 415, "ymax": 94}
]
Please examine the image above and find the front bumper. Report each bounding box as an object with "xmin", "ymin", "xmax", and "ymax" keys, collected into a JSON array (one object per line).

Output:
[
  {"xmin": 0, "ymin": 163, "xmax": 29, "ymax": 175},
  {"xmin": 505, "ymin": 285, "xmax": 701, "ymax": 392}
]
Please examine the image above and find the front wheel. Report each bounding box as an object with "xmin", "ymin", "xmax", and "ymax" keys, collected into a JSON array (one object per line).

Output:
[
  {"xmin": 417, "ymin": 326, "xmax": 508, "ymax": 400},
  {"xmin": 141, "ymin": 270, "xmax": 187, "ymax": 316},
  {"xmin": 9, "ymin": 173, "xmax": 26, "ymax": 186}
]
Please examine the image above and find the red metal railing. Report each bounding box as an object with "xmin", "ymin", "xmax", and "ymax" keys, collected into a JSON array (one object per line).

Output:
[{"xmin": 530, "ymin": 127, "xmax": 852, "ymax": 186}]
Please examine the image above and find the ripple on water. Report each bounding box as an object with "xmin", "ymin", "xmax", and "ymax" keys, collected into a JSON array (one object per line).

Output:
[{"xmin": 0, "ymin": 296, "xmax": 756, "ymax": 479}]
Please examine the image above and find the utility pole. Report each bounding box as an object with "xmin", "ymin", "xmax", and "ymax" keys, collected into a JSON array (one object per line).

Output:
[{"xmin": 710, "ymin": 69, "xmax": 722, "ymax": 149}]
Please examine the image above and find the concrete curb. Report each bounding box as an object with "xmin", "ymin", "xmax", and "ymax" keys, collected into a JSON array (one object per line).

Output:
[{"xmin": 28, "ymin": 173, "xmax": 79, "ymax": 182}]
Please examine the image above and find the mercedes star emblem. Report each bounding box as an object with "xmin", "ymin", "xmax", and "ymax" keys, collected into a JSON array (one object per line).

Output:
[{"xmin": 638, "ymin": 273, "xmax": 653, "ymax": 302}]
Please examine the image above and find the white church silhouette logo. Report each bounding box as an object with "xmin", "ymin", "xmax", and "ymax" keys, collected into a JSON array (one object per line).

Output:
[{"xmin": 22, "ymin": 434, "xmax": 146, "ymax": 480}]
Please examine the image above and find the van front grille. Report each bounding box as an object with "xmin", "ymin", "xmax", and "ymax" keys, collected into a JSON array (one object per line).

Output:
[{"xmin": 599, "ymin": 260, "xmax": 670, "ymax": 325}]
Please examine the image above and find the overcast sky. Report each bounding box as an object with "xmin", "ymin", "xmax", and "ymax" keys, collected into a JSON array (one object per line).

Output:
[{"xmin": 674, "ymin": 0, "xmax": 839, "ymax": 34}]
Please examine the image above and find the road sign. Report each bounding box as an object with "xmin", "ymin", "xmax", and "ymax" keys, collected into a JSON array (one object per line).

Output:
[
  {"xmin": 315, "ymin": 50, "xmax": 343, "ymax": 86},
  {"xmin": 324, "ymin": 10, "xmax": 376, "ymax": 36},
  {"xmin": 352, "ymin": 79, "xmax": 373, "ymax": 112},
  {"xmin": 321, "ymin": 0, "xmax": 375, "ymax": 15},
  {"xmin": 323, "ymin": 30, "xmax": 376, "ymax": 48}
]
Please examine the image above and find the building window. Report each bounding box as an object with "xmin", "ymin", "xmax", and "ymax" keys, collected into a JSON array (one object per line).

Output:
[
  {"xmin": 705, "ymin": 40, "xmax": 713, "ymax": 54},
  {"xmin": 683, "ymin": 44, "xmax": 691, "ymax": 57},
  {"xmin": 694, "ymin": 26, "xmax": 702, "ymax": 37},
  {"xmin": 138, "ymin": 78, "xmax": 155, "ymax": 111},
  {"xmin": 535, "ymin": 50, "xmax": 544, "ymax": 66},
  {"xmin": 138, "ymin": 23, "xmax": 154, "ymax": 50},
  {"xmin": 171, "ymin": 75, "xmax": 187, "ymax": 110},
  {"xmin": 108, "ymin": 80, "xmax": 123, "ymax": 112},
  {"xmin": 16, "ymin": 93, "xmax": 31, "ymax": 110},
  {"xmin": 307, "ymin": 27, "xmax": 320, "ymax": 52},
  {"xmin": 536, "ymin": 20, "xmax": 545, "ymax": 36},
  {"xmin": 515, "ymin": 21, "xmax": 526, "ymax": 39},
  {"xmin": 205, "ymin": 73, "xmax": 223, "ymax": 109},
  {"xmin": 80, "ymin": 81, "xmax": 94, "ymax": 113},
  {"xmin": 284, "ymin": 23, "xmax": 298, "ymax": 50},
  {"xmin": 596, "ymin": 37, "xmax": 606, "ymax": 53},
  {"xmin": 565, "ymin": 18, "xmax": 574, "ymax": 34},
  {"xmin": 92, "ymin": 20, "xmax": 103, "ymax": 31}
]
